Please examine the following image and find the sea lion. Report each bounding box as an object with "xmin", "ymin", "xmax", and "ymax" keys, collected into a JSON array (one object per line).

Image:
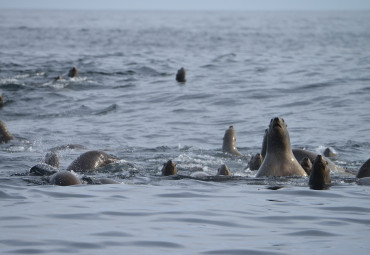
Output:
[
  {"xmin": 256, "ymin": 118, "xmax": 307, "ymax": 177},
  {"xmin": 356, "ymin": 158, "xmax": 370, "ymax": 178},
  {"xmin": 0, "ymin": 120, "xmax": 14, "ymax": 143},
  {"xmin": 309, "ymin": 155, "xmax": 331, "ymax": 190},
  {"xmin": 222, "ymin": 126, "xmax": 242, "ymax": 156},
  {"xmin": 68, "ymin": 67, "xmax": 78, "ymax": 78},
  {"xmin": 323, "ymin": 147, "xmax": 338, "ymax": 158},
  {"xmin": 44, "ymin": 152, "xmax": 60, "ymax": 168},
  {"xmin": 66, "ymin": 150, "xmax": 118, "ymax": 172},
  {"xmin": 176, "ymin": 67, "xmax": 186, "ymax": 82},
  {"xmin": 300, "ymin": 157, "xmax": 312, "ymax": 175},
  {"xmin": 161, "ymin": 160, "xmax": 178, "ymax": 176},
  {"xmin": 49, "ymin": 171, "xmax": 82, "ymax": 186},
  {"xmin": 30, "ymin": 163, "xmax": 58, "ymax": 176},
  {"xmin": 217, "ymin": 164, "xmax": 231, "ymax": 176},
  {"xmin": 248, "ymin": 153, "xmax": 263, "ymax": 170}
]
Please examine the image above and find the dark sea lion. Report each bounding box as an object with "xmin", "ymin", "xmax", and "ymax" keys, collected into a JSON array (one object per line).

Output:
[
  {"xmin": 49, "ymin": 171, "xmax": 82, "ymax": 186},
  {"xmin": 222, "ymin": 126, "xmax": 242, "ymax": 156},
  {"xmin": 30, "ymin": 163, "xmax": 58, "ymax": 176},
  {"xmin": 356, "ymin": 158, "xmax": 370, "ymax": 178},
  {"xmin": 217, "ymin": 164, "xmax": 231, "ymax": 176},
  {"xmin": 323, "ymin": 147, "xmax": 338, "ymax": 158},
  {"xmin": 0, "ymin": 120, "xmax": 14, "ymax": 143},
  {"xmin": 161, "ymin": 160, "xmax": 178, "ymax": 176},
  {"xmin": 256, "ymin": 118, "xmax": 307, "ymax": 177},
  {"xmin": 248, "ymin": 153, "xmax": 263, "ymax": 170},
  {"xmin": 300, "ymin": 157, "xmax": 312, "ymax": 176},
  {"xmin": 68, "ymin": 67, "xmax": 78, "ymax": 78},
  {"xmin": 176, "ymin": 67, "xmax": 186, "ymax": 82},
  {"xmin": 44, "ymin": 152, "xmax": 60, "ymax": 168},
  {"xmin": 66, "ymin": 150, "xmax": 118, "ymax": 172},
  {"xmin": 309, "ymin": 155, "xmax": 331, "ymax": 190}
]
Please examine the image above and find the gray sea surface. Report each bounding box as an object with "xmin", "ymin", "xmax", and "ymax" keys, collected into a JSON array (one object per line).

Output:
[{"xmin": 1, "ymin": 9, "xmax": 370, "ymax": 254}]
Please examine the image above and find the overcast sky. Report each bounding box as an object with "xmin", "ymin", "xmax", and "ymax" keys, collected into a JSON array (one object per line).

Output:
[{"xmin": 1, "ymin": 0, "xmax": 370, "ymax": 11}]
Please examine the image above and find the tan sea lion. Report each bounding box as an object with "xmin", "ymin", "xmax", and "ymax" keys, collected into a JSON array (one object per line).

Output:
[
  {"xmin": 0, "ymin": 120, "xmax": 14, "ymax": 144},
  {"xmin": 222, "ymin": 126, "xmax": 242, "ymax": 156},
  {"xmin": 66, "ymin": 150, "xmax": 118, "ymax": 172},
  {"xmin": 49, "ymin": 171, "xmax": 82, "ymax": 186},
  {"xmin": 176, "ymin": 67, "xmax": 186, "ymax": 82},
  {"xmin": 356, "ymin": 158, "xmax": 370, "ymax": 178},
  {"xmin": 161, "ymin": 160, "xmax": 178, "ymax": 176},
  {"xmin": 68, "ymin": 67, "xmax": 78, "ymax": 78},
  {"xmin": 309, "ymin": 155, "xmax": 331, "ymax": 190},
  {"xmin": 256, "ymin": 118, "xmax": 307, "ymax": 177},
  {"xmin": 300, "ymin": 157, "xmax": 312, "ymax": 176},
  {"xmin": 217, "ymin": 164, "xmax": 231, "ymax": 176}
]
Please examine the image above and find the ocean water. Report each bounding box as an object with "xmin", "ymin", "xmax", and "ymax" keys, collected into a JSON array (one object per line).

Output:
[{"xmin": 1, "ymin": 9, "xmax": 370, "ymax": 254}]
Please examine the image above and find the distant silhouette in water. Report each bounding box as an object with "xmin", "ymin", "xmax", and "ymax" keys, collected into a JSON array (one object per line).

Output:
[
  {"xmin": 357, "ymin": 158, "xmax": 370, "ymax": 178},
  {"xmin": 176, "ymin": 67, "xmax": 186, "ymax": 82},
  {"xmin": 0, "ymin": 94, "xmax": 4, "ymax": 108},
  {"xmin": 68, "ymin": 67, "xmax": 79, "ymax": 78},
  {"xmin": 217, "ymin": 164, "xmax": 231, "ymax": 176}
]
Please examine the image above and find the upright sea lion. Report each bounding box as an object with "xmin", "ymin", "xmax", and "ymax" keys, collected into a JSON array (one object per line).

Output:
[
  {"xmin": 176, "ymin": 67, "xmax": 186, "ymax": 82},
  {"xmin": 300, "ymin": 157, "xmax": 312, "ymax": 176},
  {"xmin": 217, "ymin": 164, "xmax": 231, "ymax": 176},
  {"xmin": 222, "ymin": 126, "xmax": 242, "ymax": 156},
  {"xmin": 0, "ymin": 120, "xmax": 14, "ymax": 144},
  {"xmin": 256, "ymin": 118, "xmax": 307, "ymax": 177},
  {"xmin": 49, "ymin": 171, "xmax": 82, "ymax": 186},
  {"xmin": 309, "ymin": 155, "xmax": 331, "ymax": 190},
  {"xmin": 248, "ymin": 153, "xmax": 263, "ymax": 170},
  {"xmin": 356, "ymin": 158, "xmax": 370, "ymax": 178},
  {"xmin": 66, "ymin": 150, "xmax": 118, "ymax": 172},
  {"xmin": 68, "ymin": 67, "xmax": 78, "ymax": 78},
  {"xmin": 161, "ymin": 160, "xmax": 178, "ymax": 176}
]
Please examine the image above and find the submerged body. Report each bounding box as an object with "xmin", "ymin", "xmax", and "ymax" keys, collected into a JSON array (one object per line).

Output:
[{"xmin": 67, "ymin": 150, "xmax": 118, "ymax": 172}]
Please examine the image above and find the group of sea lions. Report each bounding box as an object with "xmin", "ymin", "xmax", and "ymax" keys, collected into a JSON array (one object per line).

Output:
[
  {"xmin": 222, "ymin": 117, "xmax": 370, "ymax": 189},
  {"xmin": 1, "ymin": 116, "xmax": 370, "ymax": 188}
]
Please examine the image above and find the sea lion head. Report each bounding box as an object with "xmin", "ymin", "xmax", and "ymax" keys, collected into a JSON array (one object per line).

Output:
[
  {"xmin": 217, "ymin": 164, "xmax": 231, "ymax": 176},
  {"xmin": 162, "ymin": 160, "xmax": 178, "ymax": 176},
  {"xmin": 176, "ymin": 67, "xmax": 186, "ymax": 82},
  {"xmin": 309, "ymin": 155, "xmax": 331, "ymax": 190},
  {"xmin": 49, "ymin": 171, "xmax": 82, "ymax": 186},
  {"xmin": 222, "ymin": 126, "xmax": 242, "ymax": 156},
  {"xmin": 68, "ymin": 67, "xmax": 78, "ymax": 78},
  {"xmin": 248, "ymin": 153, "xmax": 263, "ymax": 170},
  {"xmin": 267, "ymin": 117, "xmax": 291, "ymax": 152},
  {"xmin": 300, "ymin": 157, "xmax": 312, "ymax": 176}
]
